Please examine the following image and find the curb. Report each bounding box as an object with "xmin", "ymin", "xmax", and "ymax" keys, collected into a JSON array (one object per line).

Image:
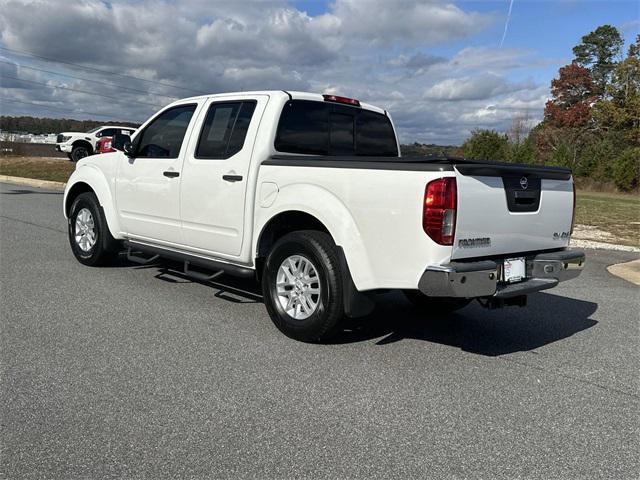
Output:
[
  {"xmin": 607, "ymin": 259, "xmax": 640, "ymax": 286},
  {"xmin": 570, "ymin": 239, "xmax": 640, "ymax": 253},
  {"xmin": 0, "ymin": 175, "xmax": 66, "ymax": 191}
]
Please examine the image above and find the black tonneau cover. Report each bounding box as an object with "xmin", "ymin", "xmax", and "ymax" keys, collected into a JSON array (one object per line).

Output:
[{"xmin": 265, "ymin": 155, "xmax": 572, "ymax": 180}]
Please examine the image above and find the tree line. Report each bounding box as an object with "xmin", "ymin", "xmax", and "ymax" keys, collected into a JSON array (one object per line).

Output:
[
  {"xmin": 0, "ymin": 116, "xmax": 139, "ymax": 135},
  {"xmin": 461, "ymin": 26, "xmax": 639, "ymax": 192}
]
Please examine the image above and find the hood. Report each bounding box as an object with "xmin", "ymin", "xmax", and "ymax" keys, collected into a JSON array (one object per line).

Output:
[{"xmin": 59, "ymin": 132, "xmax": 88, "ymax": 136}]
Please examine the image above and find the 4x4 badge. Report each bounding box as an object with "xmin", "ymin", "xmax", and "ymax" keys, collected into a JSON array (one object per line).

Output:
[{"xmin": 520, "ymin": 177, "xmax": 528, "ymax": 189}]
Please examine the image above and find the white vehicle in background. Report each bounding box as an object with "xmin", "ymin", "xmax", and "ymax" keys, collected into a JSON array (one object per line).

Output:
[
  {"xmin": 56, "ymin": 125, "xmax": 136, "ymax": 162},
  {"xmin": 62, "ymin": 90, "xmax": 585, "ymax": 342}
]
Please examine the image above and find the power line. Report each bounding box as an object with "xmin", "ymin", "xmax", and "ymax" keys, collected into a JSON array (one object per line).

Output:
[
  {"xmin": 0, "ymin": 45, "xmax": 206, "ymax": 96},
  {"xmin": 0, "ymin": 60, "xmax": 178, "ymax": 100},
  {"xmin": 0, "ymin": 97, "xmax": 140, "ymax": 121},
  {"xmin": 1, "ymin": 74, "xmax": 164, "ymax": 108}
]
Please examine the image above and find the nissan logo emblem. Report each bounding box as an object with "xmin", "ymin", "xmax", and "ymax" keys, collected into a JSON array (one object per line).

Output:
[{"xmin": 520, "ymin": 177, "xmax": 528, "ymax": 190}]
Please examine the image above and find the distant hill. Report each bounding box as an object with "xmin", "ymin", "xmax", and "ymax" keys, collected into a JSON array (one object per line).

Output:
[
  {"xmin": 0, "ymin": 116, "xmax": 140, "ymax": 135},
  {"xmin": 400, "ymin": 142, "xmax": 461, "ymax": 157}
]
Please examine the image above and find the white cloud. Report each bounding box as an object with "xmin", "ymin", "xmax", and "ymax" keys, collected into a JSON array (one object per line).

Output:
[
  {"xmin": 0, "ymin": 0, "xmax": 551, "ymax": 143},
  {"xmin": 424, "ymin": 74, "xmax": 534, "ymax": 101}
]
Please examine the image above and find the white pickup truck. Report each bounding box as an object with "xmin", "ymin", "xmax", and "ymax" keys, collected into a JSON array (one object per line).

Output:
[
  {"xmin": 56, "ymin": 125, "xmax": 136, "ymax": 162},
  {"xmin": 63, "ymin": 90, "xmax": 585, "ymax": 341}
]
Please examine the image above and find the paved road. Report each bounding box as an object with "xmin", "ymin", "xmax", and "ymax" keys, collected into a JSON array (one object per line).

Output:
[{"xmin": 1, "ymin": 182, "xmax": 638, "ymax": 479}]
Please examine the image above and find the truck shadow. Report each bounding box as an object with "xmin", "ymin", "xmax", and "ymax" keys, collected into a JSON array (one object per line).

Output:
[
  {"xmin": 143, "ymin": 261, "xmax": 598, "ymax": 356},
  {"xmin": 331, "ymin": 291, "xmax": 598, "ymax": 356}
]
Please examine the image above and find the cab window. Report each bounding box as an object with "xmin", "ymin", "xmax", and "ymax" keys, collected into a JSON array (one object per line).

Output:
[
  {"xmin": 135, "ymin": 104, "xmax": 197, "ymax": 158},
  {"xmin": 195, "ymin": 101, "xmax": 257, "ymax": 159}
]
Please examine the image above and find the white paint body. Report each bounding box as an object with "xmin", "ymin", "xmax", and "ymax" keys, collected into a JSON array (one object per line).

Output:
[{"xmin": 64, "ymin": 91, "xmax": 573, "ymax": 291}]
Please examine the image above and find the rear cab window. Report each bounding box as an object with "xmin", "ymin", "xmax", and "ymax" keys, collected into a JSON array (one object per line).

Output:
[
  {"xmin": 275, "ymin": 100, "xmax": 397, "ymax": 157},
  {"xmin": 196, "ymin": 101, "xmax": 257, "ymax": 159}
]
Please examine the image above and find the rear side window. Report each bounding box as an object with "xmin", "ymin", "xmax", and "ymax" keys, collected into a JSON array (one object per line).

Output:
[
  {"xmin": 135, "ymin": 104, "xmax": 196, "ymax": 158},
  {"xmin": 275, "ymin": 101, "xmax": 328, "ymax": 155},
  {"xmin": 196, "ymin": 101, "xmax": 257, "ymax": 159},
  {"xmin": 275, "ymin": 100, "xmax": 397, "ymax": 157},
  {"xmin": 356, "ymin": 110, "xmax": 398, "ymax": 156}
]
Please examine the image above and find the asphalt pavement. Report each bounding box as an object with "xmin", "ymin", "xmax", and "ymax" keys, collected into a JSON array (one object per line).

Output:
[{"xmin": 1, "ymin": 182, "xmax": 638, "ymax": 479}]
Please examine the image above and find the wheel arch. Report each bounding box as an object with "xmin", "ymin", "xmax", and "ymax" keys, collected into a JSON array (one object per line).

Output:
[
  {"xmin": 253, "ymin": 183, "xmax": 375, "ymax": 292},
  {"xmin": 72, "ymin": 139, "xmax": 94, "ymax": 155},
  {"xmin": 64, "ymin": 167, "xmax": 121, "ymax": 238}
]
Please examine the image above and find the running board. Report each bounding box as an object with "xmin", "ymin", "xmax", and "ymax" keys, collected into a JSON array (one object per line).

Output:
[
  {"xmin": 123, "ymin": 241, "xmax": 254, "ymax": 279},
  {"xmin": 183, "ymin": 261, "xmax": 224, "ymax": 282},
  {"xmin": 126, "ymin": 247, "xmax": 160, "ymax": 265}
]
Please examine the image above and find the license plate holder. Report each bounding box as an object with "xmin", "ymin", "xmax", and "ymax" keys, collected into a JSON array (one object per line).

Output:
[{"xmin": 503, "ymin": 257, "xmax": 526, "ymax": 283}]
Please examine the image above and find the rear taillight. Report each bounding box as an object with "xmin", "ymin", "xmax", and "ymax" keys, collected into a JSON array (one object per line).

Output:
[
  {"xmin": 423, "ymin": 177, "xmax": 457, "ymax": 245},
  {"xmin": 571, "ymin": 182, "xmax": 576, "ymax": 234}
]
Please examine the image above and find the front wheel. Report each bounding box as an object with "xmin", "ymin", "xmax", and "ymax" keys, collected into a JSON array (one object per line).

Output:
[
  {"xmin": 403, "ymin": 290, "xmax": 471, "ymax": 315},
  {"xmin": 68, "ymin": 192, "xmax": 119, "ymax": 266},
  {"xmin": 261, "ymin": 231, "xmax": 344, "ymax": 342},
  {"xmin": 70, "ymin": 145, "xmax": 90, "ymax": 162}
]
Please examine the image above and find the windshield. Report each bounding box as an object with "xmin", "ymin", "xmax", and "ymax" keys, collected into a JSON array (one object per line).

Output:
[{"xmin": 86, "ymin": 126, "xmax": 101, "ymax": 133}]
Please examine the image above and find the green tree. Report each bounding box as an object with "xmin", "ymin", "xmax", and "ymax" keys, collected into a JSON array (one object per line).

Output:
[
  {"xmin": 628, "ymin": 34, "xmax": 640, "ymax": 58},
  {"xmin": 461, "ymin": 129, "xmax": 509, "ymax": 161},
  {"xmin": 613, "ymin": 147, "xmax": 640, "ymax": 191},
  {"xmin": 573, "ymin": 25, "xmax": 624, "ymax": 94},
  {"xmin": 509, "ymin": 137, "xmax": 537, "ymax": 165},
  {"xmin": 593, "ymin": 53, "xmax": 640, "ymax": 145}
]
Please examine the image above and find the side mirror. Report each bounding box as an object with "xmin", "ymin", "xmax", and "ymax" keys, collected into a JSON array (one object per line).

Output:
[{"xmin": 112, "ymin": 132, "xmax": 133, "ymax": 156}]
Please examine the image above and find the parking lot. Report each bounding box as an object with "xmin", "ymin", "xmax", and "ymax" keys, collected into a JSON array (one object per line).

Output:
[{"xmin": 1, "ymin": 181, "xmax": 638, "ymax": 479}]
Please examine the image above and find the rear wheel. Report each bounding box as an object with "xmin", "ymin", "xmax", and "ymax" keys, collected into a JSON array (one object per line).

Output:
[
  {"xmin": 262, "ymin": 231, "xmax": 344, "ymax": 342},
  {"xmin": 403, "ymin": 290, "xmax": 471, "ymax": 315},
  {"xmin": 68, "ymin": 192, "xmax": 119, "ymax": 266}
]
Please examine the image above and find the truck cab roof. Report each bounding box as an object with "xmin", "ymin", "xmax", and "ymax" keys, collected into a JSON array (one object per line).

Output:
[{"xmin": 175, "ymin": 90, "xmax": 386, "ymax": 115}]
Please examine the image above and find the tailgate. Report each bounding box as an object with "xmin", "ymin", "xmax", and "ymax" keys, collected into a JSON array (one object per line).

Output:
[{"xmin": 452, "ymin": 163, "xmax": 574, "ymax": 260}]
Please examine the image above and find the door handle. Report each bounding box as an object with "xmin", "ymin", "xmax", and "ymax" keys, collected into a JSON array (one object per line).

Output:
[
  {"xmin": 222, "ymin": 174, "xmax": 243, "ymax": 182},
  {"xmin": 163, "ymin": 171, "xmax": 180, "ymax": 178}
]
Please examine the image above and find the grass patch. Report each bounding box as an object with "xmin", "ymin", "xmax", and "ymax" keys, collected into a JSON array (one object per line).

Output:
[
  {"xmin": 0, "ymin": 157, "xmax": 75, "ymax": 183},
  {"xmin": 575, "ymin": 191, "xmax": 640, "ymax": 247}
]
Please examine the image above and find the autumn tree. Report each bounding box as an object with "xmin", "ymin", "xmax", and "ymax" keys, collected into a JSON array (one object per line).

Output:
[
  {"xmin": 544, "ymin": 62, "xmax": 596, "ymax": 128},
  {"xmin": 572, "ymin": 25, "xmax": 624, "ymax": 94}
]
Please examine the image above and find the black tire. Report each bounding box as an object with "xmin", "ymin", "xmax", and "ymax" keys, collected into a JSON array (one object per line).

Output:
[
  {"xmin": 261, "ymin": 230, "xmax": 344, "ymax": 342},
  {"xmin": 70, "ymin": 144, "xmax": 90, "ymax": 162},
  {"xmin": 66, "ymin": 153, "xmax": 74, "ymax": 161},
  {"xmin": 403, "ymin": 290, "xmax": 471, "ymax": 315},
  {"xmin": 68, "ymin": 192, "xmax": 119, "ymax": 266}
]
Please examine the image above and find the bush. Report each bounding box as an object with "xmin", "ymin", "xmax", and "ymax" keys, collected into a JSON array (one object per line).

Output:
[{"xmin": 613, "ymin": 147, "xmax": 640, "ymax": 191}]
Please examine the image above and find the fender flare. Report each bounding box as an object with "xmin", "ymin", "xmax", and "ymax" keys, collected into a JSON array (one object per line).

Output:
[
  {"xmin": 64, "ymin": 164, "xmax": 122, "ymax": 238},
  {"xmin": 71, "ymin": 139, "xmax": 94, "ymax": 154},
  {"xmin": 254, "ymin": 183, "xmax": 375, "ymax": 291}
]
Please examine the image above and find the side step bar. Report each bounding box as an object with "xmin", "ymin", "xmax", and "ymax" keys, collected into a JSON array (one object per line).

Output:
[
  {"xmin": 124, "ymin": 241, "xmax": 255, "ymax": 280},
  {"xmin": 126, "ymin": 247, "xmax": 159, "ymax": 265}
]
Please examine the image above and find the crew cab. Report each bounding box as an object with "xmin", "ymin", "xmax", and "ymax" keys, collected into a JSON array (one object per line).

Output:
[
  {"xmin": 56, "ymin": 125, "xmax": 136, "ymax": 162},
  {"xmin": 63, "ymin": 91, "xmax": 585, "ymax": 342}
]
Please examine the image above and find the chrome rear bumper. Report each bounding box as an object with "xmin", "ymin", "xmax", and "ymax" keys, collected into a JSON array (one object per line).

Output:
[{"xmin": 418, "ymin": 249, "xmax": 585, "ymax": 298}]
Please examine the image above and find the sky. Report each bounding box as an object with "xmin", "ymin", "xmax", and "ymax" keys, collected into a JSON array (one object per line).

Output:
[{"xmin": 0, "ymin": 0, "xmax": 638, "ymax": 144}]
